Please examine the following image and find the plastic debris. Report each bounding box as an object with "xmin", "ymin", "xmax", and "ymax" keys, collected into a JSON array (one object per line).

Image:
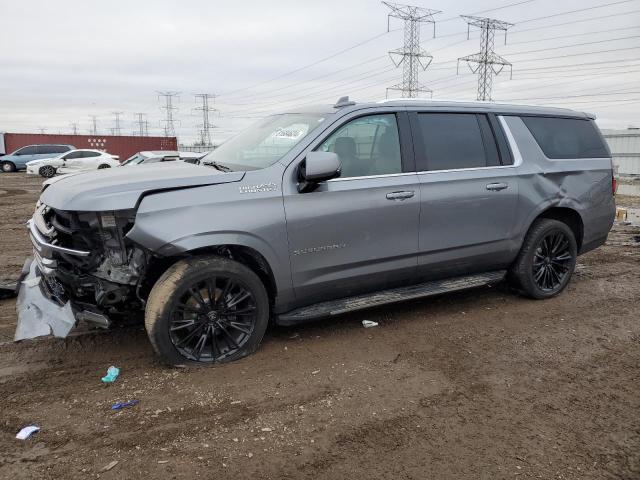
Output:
[
  {"xmin": 101, "ymin": 366, "xmax": 120, "ymax": 384},
  {"xmin": 111, "ymin": 400, "xmax": 139, "ymax": 411},
  {"xmin": 362, "ymin": 320, "xmax": 379, "ymax": 328},
  {"xmin": 101, "ymin": 460, "xmax": 118, "ymax": 472},
  {"xmin": 16, "ymin": 425, "xmax": 40, "ymax": 440}
]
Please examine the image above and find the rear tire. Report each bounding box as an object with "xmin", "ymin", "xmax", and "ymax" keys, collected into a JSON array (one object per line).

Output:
[
  {"xmin": 509, "ymin": 218, "xmax": 577, "ymax": 299},
  {"xmin": 1, "ymin": 162, "xmax": 16, "ymax": 173},
  {"xmin": 145, "ymin": 256, "xmax": 269, "ymax": 366},
  {"xmin": 97, "ymin": 164, "xmax": 111, "ymax": 169}
]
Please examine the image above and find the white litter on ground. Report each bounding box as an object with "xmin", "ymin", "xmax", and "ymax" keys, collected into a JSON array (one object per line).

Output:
[
  {"xmin": 16, "ymin": 425, "xmax": 40, "ymax": 440},
  {"xmin": 362, "ymin": 320, "xmax": 379, "ymax": 328}
]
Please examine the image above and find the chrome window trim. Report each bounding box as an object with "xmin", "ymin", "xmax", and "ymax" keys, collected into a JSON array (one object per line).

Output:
[{"xmin": 327, "ymin": 172, "xmax": 416, "ymax": 182}]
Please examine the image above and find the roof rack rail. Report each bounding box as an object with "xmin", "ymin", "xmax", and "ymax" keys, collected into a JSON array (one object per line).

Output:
[{"xmin": 334, "ymin": 96, "xmax": 356, "ymax": 108}]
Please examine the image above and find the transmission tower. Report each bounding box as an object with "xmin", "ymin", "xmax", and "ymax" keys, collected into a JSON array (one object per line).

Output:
[
  {"xmin": 457, "ymin": 15, "xmax": 513, "ymax": 101},
  {"xmin": 193, "ymin": 93, "xmax": 218, "ymax": 147},
  {"xmin": 69, "ymin": 122, "xmax": 79, "ymax": 135},
  {"xmin": 112, "ymin": 111, "xmax": 124, "ymax": 136},
  {"xmin": 133, "ymin": 113, "xmax": 149, "ymax": 136},
  {"xmin": 38, "ymin": 126, "xmax": 47, "ymax": 134},
  {"xmin": 383, "ymin": 2, "xmax": 440, "ymax": 98},
  {"xmin": 157, "ymin": 91, "xmax": 180, "ymax": 138},
  {"xmin": 89, "ymin": 115, "xmax": 99, "ymax": 135}
]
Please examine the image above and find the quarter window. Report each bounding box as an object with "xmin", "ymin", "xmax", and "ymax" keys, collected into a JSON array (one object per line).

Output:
[
  {"xmin": 317, "ymin": 114, "xmax": 402, "ymax": 178},
  {"xmin": 416, "ymin": 113, "xmax": 499, "ymax": 171},
  {"xmin": 521, "ymin": 116, "xmax": 609, "ymax": 159}
]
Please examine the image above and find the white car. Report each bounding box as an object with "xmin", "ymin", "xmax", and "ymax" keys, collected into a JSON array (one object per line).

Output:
[{"xmin": 27, "ymin": 149, "xmax": 119, "ymax": 177}]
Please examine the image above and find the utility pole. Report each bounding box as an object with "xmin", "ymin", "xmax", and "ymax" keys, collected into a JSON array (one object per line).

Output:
[
  {"xmin": 69, "ymin": 122, "xmax": 79, "ymax": 135},
  {"xmin": 383, "ymin": 1, "xmax": 440, "ymax": 98},
  {"xmin": 133, "ymin": 113, "xmax": 149, "ymax": 136},
  {"xmin": 193, "ymin": 93, "xmax": 218, "ymax": 147},
  {"xmin": 112, "ymin": 111, "xmax": 124, "ymax": 136},
  {"xmin": 157, "ymin": 91, "xmax": 180, "ymax": 139},
  {"xmin": 89, "ymin": 115, "xmax": 99, "ymax": 135},
  {"xmin": 457, "ymin": 15, "xmax": 513, "ymax": 101}
]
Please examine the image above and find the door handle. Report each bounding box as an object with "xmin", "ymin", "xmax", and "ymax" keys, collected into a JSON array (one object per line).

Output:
[
  {"xmin": 386, "ymin": 190, "xmax": 415, "ymax": 201},
  {"xmin": 486, "ymin": 183, "xmax": 508, "ymax": 191}
]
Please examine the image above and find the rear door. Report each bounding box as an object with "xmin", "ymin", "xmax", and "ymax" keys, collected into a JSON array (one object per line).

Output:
[
  {"xmin": 283, "ymin": 110, "xmax": 421, "ymax": 305},
  {"xmin": 411, "ymin": 111, "xmax": 520, "ymax": 279}
]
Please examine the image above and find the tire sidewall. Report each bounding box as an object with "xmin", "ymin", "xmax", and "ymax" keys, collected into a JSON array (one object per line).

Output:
[
  {"xmin": 519, "ymin": 220, "xmax": 577, "ymax": 299},
  {"xmin": 145, "ymin": 256, "xmax": 270, "ymax": 366}
]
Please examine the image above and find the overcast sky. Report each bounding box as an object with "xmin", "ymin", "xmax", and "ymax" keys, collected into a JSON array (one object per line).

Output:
[{"xmin": 1, "ymin": 0, "xmax": 639, "ymax": 144}]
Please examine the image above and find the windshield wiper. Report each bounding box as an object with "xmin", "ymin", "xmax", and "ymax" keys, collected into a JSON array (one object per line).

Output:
[{"xmin": 204, "ymin": 161, "xmax": 233, "ymax": 172}]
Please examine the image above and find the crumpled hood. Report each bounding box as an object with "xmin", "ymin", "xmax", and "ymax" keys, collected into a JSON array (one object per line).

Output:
[{"xmin": 40, "ymin": 162, "xmax": 245, "ymax": 211}]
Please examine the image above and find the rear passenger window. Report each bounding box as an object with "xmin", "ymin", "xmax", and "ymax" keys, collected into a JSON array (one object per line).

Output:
[
  {"xmin": 521, "ymin": 116, "xmax": 609, "ymax": 159},
  {"xmin": 416, "ymin": 113, "xmax": 499, "ymax": 171}
]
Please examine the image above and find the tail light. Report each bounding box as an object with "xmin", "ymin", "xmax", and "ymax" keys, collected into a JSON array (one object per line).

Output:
[{"xmin": 612, "ymin": 175, "xmax": 617, "ymax": 195}]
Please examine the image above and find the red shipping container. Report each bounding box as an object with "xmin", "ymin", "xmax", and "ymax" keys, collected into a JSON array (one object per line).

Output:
[{"xmin": 0, "ymin": 132, "xmax": 177, "ymax": 162}]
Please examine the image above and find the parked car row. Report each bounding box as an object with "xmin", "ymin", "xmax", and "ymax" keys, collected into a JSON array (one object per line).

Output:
[
  {"xmin": 1, "ymin": 144, "xmax": 209, "ymax": 177},
  {"xmin": 1, "ymin": 144, "xmax": 74, "ymax": 172}
]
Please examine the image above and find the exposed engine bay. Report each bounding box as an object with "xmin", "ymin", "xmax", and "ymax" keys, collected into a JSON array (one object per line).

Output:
[{"xmin": 16, "ymin": 203, "xmax": 148, "ymax": 339}]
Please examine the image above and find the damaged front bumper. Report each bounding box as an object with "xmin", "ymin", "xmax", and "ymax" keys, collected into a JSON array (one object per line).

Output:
[{"xmin": 15, "ymin": 259, "xmax": 76, "ymax": 340}]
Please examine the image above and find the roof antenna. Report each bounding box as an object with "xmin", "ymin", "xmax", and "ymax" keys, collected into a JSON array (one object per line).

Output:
[{"xmin": 334, "ymin": 96, "xmax": 356, "ymax": 108}]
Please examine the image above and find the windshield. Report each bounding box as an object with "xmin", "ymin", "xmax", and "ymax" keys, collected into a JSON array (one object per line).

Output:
[
  {"xmin": 121, "ymin": 153, "xmax": 148, "ymax": 166},
  {"xmin": 200, "ymin": 113, "xmax": 326, "ymax": 170}
]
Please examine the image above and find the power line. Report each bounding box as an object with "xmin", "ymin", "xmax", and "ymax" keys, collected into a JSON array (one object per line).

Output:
[
  {"xmin": 218, "ymin": 0, "xmax": 550, "ymax": 101},
  {"xmin": 383, "ymin": 2, "xmax": 441, "ymax": 98},
  {"xmin": 458, "ymin": 15, "xmax": 513, "ymax": 101}
]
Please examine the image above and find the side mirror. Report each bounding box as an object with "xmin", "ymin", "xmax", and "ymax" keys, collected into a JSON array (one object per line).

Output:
[{"xmin": 298, "ymin": 152, "xmax": 341, "ymax": 193}]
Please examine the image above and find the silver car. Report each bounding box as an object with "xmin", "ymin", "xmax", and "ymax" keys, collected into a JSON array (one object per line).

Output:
[{"xmin": 17, "ymin": 98, "xmax": 615, "ymax": 366}]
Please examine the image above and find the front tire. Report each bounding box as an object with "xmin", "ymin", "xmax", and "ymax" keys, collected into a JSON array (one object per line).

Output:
[
  {"xmin": 39, "ymin": 165, "xmax": 56, "ymax": 178},
  {"xmin": 145, "ymin": 256, "xmax": 269, "ymax": 366},
  {"xmin": 1, "ymin": 162, "xmax": 16, "ymax": 173}
]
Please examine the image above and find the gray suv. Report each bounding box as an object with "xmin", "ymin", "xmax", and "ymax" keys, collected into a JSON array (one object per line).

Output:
[{"xmin": 17, "ymin": 98, "xmax": 615, "ymax": 366}]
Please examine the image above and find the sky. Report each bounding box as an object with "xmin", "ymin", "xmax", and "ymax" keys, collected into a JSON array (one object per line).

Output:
[{"xmin": 1, "ymin": 0, "xmax": 639, "ymax": 144}]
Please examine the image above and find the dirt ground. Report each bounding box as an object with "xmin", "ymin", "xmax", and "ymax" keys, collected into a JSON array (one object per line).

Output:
[{"xmin": 0, "ymin": 172, "xmax": 639, "ymax": 479}]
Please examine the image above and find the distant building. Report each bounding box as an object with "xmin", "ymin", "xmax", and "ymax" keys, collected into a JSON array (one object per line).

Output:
[
  {"xmin": 602, "ymin": 128, "xmax": 640, "ymax": 177},
  {"xmin": 0, "ymin": 132, "xmax": 177, "ymax": 161}
]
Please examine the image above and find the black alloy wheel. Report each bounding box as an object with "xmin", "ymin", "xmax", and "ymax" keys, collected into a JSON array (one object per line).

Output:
[
  {"xmin": 168, "ymin": 277, "xmax": 258, "ymax": 362},
  {"xmin": 532, "ymin": 231, "xmax": 573, "ymax": 292}
]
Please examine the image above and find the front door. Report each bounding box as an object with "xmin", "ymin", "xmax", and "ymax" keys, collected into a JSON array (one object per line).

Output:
[{"xmin": 283, "ymin": 111, "xmax": 421, "ymax": 306}]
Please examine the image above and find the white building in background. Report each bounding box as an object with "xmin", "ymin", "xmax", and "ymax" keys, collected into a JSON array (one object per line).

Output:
[{"xmin": 601, "ymin": 128, "xmax": 640, "ymax": 177}]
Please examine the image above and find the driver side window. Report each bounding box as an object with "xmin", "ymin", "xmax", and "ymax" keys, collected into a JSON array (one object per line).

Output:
[{"xmin": 316, "ymin": 114, "xmax": 402, "ymax": 178}]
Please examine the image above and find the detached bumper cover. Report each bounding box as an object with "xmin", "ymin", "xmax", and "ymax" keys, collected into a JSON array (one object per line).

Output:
[{"xmin": 14, "ymin": 259, "xmax": 76, "ymax": 341}]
